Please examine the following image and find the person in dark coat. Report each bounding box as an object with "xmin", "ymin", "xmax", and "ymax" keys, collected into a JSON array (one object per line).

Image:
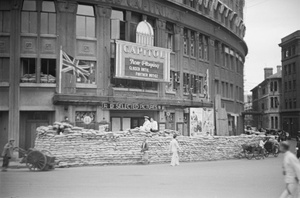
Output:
[
  {"xmin": 296, "ymin": 138, "xmax": 300, "ymax": 159},
  {"xmin": 141, "ymin": 138, "xmax": 149, "ymax": 164},
  {"xmin": 1, "ymin": 139, "xmax": 15, "ymax": 172}
]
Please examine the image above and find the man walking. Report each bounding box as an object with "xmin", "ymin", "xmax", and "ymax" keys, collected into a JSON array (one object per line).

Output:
[
  {"xmin": 1, "ymin": 139, "xmax": 15, "ymax": 172},
  {"xmin": 280, "ymin": 141, "xmax": 300, "ymax": 198},
  {"xmin": 169, "ymin": 134, "xmax": 180, "ymax": 166},
  {"xmin": 141, "ymin": 138, "xmax": 149, "ymax": 164}
]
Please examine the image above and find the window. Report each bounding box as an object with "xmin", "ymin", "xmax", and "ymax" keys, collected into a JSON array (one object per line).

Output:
[
  {"xmin": 41, "ymin": 59, "xmax": 56, "ymax": 83},
  {"xmin": 111, "ymin": 9, "xmax": 125, "ymax": 40},
  {"xmin": 76, "ymin": 60, "xmax": 96, "ymax": 84},
  {"xmin": 21, "ymin": 0, "xmax": 37, "ymax": 34},
  {"xmin": 230, "ymin": 84, "xmax": 233, "ymax": 99},
  {"xmin": 203, "ymin": 37, "xmax": 209, "ymax": 61},
  {"xmin": 270, "ymin": 81, "xmax": 273, "ymax": 92},
  {"xmin": 221, "ymin": 82, "xmax": 225, "ymax": 97},
  {"xmin": 129, "ymin": 12, "xmax": 142, "ymax": 42},
  {"xmin": 270, "ymin": 97, "xmax": 274, "ymax": 108},
  {"xmin": 190, "ymin": 31, "xmax": 196, "ymax": 57},
  {"xmin": 0, "ymin": 11, "xmax": 10, "ymax": 33},
  {"xmin": 289, "ymin": 99, "xmax": 292, "ymax": 109},
  {"xmin": 214, "ymin": 41, "xmax": 219, "ymax": 63},
  {"xmin": 166, "ymin": 22, "xmax": 174, "ymax": 51},
  {"xmin": 288, "ymin": 64, "xmax": 291, "ymax": 75},
  {"xmin": 291, "ymin": 46, "xmax": 296, "ymax": 56},
  {"xmin": 274, "ymin": 97, "xmax": 279, "ymax": 108},
  {"xmin": 20, "ymin": 58, "xmax": 36, "ymax": 83},
  {"xmin": 294, "ymin": 98, "xmax": 297, "ymax": 108},
  {"xmin": 285, "ymin": 99, "xmax": 288, "ymax": 109},
  {"xmin": 76, "ymin": 4, "xmax": 95, "ymax": 38},
  {"xmin": 284, "ymin": 65, "xmax": 288, "ymax": 76},
  {"xmin": 0, "ymin": 58, "xmax": 9, "ymax": 82},
  {"xmin": 289, "ymin": 81, "xmax": 292, "ymax": 90},
  {"xmin": 292, "ymin": 63, "xmax": 296, "ymax": 73},
  {"xmin": 274, "ymin": 81, "xmax": 277, "ymax": 91},
  {"xmin": 224, "ymin": 47, "xmax": 229, "ymax": 67},
  {"xmin": 262, "ymin": 87, "xmax": 266, "ymax": 95},
  {"xmin": 284, "ymin": 81, "xmax": 287, "ymax": 91},
  {"xmin": 293, "ymin": 80, "xmax": 296, "ymax": 90},
  {"xmin": 183, "ymin": 73, "xmax": 190, "ymax": 93},
  {"xmin": 275, "ymin": 117, "xmax": 278, "ymax": 129},
  {"xmin": 215, "ymin": 80, "xmax": 219, "ymax": 95},
  {"xmin": 271, "ymin": 117, "xmax": 274, "ymax": 129},
  {"xmin": 167, "ymin": 71, "xmax": 178, "ymax": 92},
  {"xmin": 183, "ymin": 29, "xmax": 188, "ymax": 55},
  {"xmin": 261, "ymin": 102, "xmax": 264, "ymax": 110},
  {"xmin": 41, "ymin": 1, "xmax": 56, "ymax": 34}
]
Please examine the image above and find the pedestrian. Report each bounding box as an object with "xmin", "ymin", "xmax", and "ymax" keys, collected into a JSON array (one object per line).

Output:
[
  {"xmin": 141, "ymin": 138, "xmax": 149, "ymax": 164},
  {"xmin": 169, "ymin": 134, "xmax": 180, "ymax": 166},
  {"xmin": 279, "ymin": 141, "xmax": 300, "ymax": 198},
  {"xmin": 140, "ymin": 116, "xmax": 151, "ymax": 132},
  {"xmin": 1, "ymin": 139, "xmax": 15, "ymax": 172},
  {"xmin": 259, "ymin": 138, "xmax": 267, "ymax": 159},
  {"xmin": 296, "ymin": 138, "xmax": 300, "ymax": 159},
  {"xmin": 150, "ymin": 118, "xmax": 158, "ymax": 132}
]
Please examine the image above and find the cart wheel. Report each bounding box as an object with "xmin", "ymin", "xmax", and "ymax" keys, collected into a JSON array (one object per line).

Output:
[{"xmin": 26, "ymin": 150, "xmax": 47, "ymax": 171}]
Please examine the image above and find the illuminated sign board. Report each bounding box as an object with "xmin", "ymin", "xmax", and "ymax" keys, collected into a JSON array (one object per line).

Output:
[
  {"xmin": 102, "ymin": 102, "xmax": 162, "ymax": 110},
  {"xmin": 115, "ymin": 40, "xmax": 171, "ymax": 82}
]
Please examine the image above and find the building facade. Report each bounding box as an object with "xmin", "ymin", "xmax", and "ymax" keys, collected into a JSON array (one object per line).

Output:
[
  {"xmin": 279, "ymin": 30, "xmax": 300, "ymax": 137},
  {"xmin": 243, "ymin": 94, "xmax": 253, "ymax": 127},
  {"xmin": 251, "ymin": 67, "xmax": 282, "ymax": 130},
  {"xmin": 0, "ymin": 0, "xmax": 247, "ymax": 150}
]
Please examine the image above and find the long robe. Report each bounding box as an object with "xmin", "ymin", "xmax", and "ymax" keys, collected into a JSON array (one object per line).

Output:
[{"xmin": 169, "ymin": 139, "xmax": 180, "ymax": 166}]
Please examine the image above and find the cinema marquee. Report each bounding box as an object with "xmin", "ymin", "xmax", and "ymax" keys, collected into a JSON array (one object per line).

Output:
[{"xmin": 115, "ymin": 40, "xmax": 171, "ymax": 82}]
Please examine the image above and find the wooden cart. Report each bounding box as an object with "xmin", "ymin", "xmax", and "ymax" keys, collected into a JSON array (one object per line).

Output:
[{"xmin": 16, "ymin": 148, "xmax": 58, "ymax": 171}]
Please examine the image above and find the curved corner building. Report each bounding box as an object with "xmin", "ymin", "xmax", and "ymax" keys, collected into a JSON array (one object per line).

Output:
[{"xmin": 0, "ymin": 0, "xmax": 248, "ymax": 149}]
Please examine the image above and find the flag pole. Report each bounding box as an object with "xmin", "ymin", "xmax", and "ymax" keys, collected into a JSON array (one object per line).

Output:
[{"xmin": 58, "ymin": 46, "xmax": 63, "ymax": 93}]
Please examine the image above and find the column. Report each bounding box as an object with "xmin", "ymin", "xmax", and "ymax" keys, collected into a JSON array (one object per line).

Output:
[
  {"xmin": 174, "ymin": 24, "xmax": 184, "ymax": 98},
  {"xmin": 95, "ymin": 6, "xmax": 112, "ymax": 96},
  {"xmin": 156, "ymin": 19, "xmax": 166, "ymax": 98},
  {"xmin": 8, "ymin": 1, "xmax": 21, "ymax": 146}
]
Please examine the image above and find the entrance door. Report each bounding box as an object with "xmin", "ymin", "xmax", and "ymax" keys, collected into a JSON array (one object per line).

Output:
[
  {"xmin": 25, "ymin": 121, "xmax": 48, "ymax": 150},
  {"xmin": 131, "ymin": 117, "xmax": 144, "ymax": 128}
]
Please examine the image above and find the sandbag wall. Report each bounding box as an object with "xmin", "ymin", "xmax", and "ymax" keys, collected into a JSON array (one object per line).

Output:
[{"xmin": 34, "ymin": 132, "xmax": 264, "ymax": 167}]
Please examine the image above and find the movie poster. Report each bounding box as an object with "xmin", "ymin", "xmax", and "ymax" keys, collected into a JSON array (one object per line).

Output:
[{"xmin": 190, "ymin": 108, "xmax": 214, "ymax": 136}]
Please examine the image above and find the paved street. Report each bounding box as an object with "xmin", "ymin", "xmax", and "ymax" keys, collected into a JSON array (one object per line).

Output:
[{"xmin": 0, "ymin": 154, "xmax": 286, "ymax": 198}]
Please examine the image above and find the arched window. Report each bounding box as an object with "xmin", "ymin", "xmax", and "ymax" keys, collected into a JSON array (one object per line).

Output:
[
  {"xmin": 136, "ymin": 20, "xmax": 154, "ymax": 46},
  {"xmin": 21, "ymin": 0, "xmax": 37, "ymax": 33},
  {"xmin": 76, "ymin": 4, "xmax": 95, "ymax": 38},
  {"xmin": 41, "ymin": 1, "xmax": 56, "ymax": 35}
]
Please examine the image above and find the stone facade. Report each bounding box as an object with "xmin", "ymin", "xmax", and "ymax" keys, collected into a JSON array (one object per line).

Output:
[{"xmin": 34, "ymin": 126, "xmax": 263, "ymax": 167}]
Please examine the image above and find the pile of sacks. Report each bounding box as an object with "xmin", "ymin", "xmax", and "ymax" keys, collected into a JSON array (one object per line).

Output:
[{"xmin": 36, "ymin": 122, "xmax": 181, "ymax": 139}]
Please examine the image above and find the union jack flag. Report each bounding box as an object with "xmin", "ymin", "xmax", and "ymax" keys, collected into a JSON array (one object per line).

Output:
[{"xmin": 61, "ymin": 50, "xmax": 90, "ymax": 80}]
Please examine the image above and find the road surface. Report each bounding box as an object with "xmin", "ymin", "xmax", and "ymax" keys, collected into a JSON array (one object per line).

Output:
[{"xmin": 0, "ymin": 153, "xmax": 286, "ymax": 198}]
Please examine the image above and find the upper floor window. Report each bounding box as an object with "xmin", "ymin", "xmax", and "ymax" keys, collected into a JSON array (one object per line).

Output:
[
  {"xmin": 166, "ymin": 22, "xmax": 174, "ymax": 51},
  {"xmin": 183, "ymin": 29, "xmax": 189, "ymax": 55},
  {"xmin": 129, "ymin": 12, "xmax": 142, "ymax": 42},
  {"xmin": 41, "ymin": 1, "xmax": 56, "ymax": 35},
  {"xmin": 190, "ymin": 31, "xmax": 196, "ymax": 57},
  {"xmin": 111, "ymin": 9, "xmax": 125, "ymax": 40},
  {"xmin": 0, "ymin": 10, "xmax": 10, "ymax": 33},
  {"xmin": 21, "ymin": 0, "xmax": 37, "ymax": 34},
  {"xmin": 203, "ymin": 36, "xmax": 209, "ymax": 61},
  {"xmin": 76, "ymin": 4, "xmax": 95, "ymax": 38},
  {"xmin": 0, "ymin": 58, "xmax": 9, "ymax": 83},
  {"xmin": 199, "ymin": 34, "xmax": 204, "ymax": 60}
]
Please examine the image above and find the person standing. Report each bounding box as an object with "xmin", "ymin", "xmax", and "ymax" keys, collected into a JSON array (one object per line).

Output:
[
  {"xmin": 141, "ymin": 138, "xmax": 149, "ymax": 164},
  {"xmin": 169, "ymin": 134, "xmax": 180, "ymax": 166},
  {"xmin": 259, "ymin": 138, "xmax": 267, "ymax": 159},
  {"xmin": 140, "ymin": 116, "xmax": 151, "ymax": 132},
  {"xmin": 1, "ymin": 139, "xmax": 15, "ymax": 172},
  {"xmin": 150, "ymin": 118, "xmax": 158, "ymax": 132},
  {"xmin": 279, "ymin": 141, "xmax": 300, "ymax": 198}
]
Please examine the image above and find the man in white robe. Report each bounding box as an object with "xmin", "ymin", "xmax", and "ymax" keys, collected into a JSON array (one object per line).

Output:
[
  {"xmin": 140, "ymin": 116, "xmax": 151, "ymax": 132},
  {"xmin": 280, "ymin": 141, "xmax": 300, "ymax": 198},
  {"xmin": 169, "ymin": 134, "xmax": 180, "ymax": 166}
]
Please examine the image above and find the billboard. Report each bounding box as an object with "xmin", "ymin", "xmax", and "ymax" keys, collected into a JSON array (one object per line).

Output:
[
  {"xmin": 115, "ymin": 40, "xmax": 171, "ymax": 82},
  {"xmin": 190, "ymin": 108, "xmax": 215, "ymax": 136}
]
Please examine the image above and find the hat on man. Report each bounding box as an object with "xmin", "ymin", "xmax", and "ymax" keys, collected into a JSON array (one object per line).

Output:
[
  {"xmin": 9, "ymin": 139, "xmax": 15, "ymax": 142},
  {"xmin": 144, "ymin": 116, "xmax": 149, "ymax": 119}
]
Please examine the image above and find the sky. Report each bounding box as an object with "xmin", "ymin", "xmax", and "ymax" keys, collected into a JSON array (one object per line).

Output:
[{"xmin": 243, "ymin": 0, "xmax": 300, "ymax": 94}]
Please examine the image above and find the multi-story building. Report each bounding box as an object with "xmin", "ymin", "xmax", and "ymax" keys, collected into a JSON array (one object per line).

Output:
[
  {"xmin": 279, "ymin": 30, "xmax": 300, "ymax": 137},
  {"xmin": 243, "ymin": 94, "xmax": 253, "ymax": 126},
  {"xmin": 0, "ymin": 0, "xmax": 247, "ymax": 150},
  {"xmin": 251, "ymin": 66, "xmax": 282, "ymax": 130}
]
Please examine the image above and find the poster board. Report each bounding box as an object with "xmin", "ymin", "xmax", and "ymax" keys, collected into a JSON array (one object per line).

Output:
[{"xmin": 189, "ymin": 107, "xmax": 214, "ymax": 136}]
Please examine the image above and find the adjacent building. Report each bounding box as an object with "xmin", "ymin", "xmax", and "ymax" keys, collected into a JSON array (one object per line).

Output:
[
  {"xmin": 279, "ymin": 30, "xmax": 300, "ymax": 137},
  {"xmin": 243, "ymin": 94, "xmax": 253, "ymax": 126},
  {"xmin": 0, "ymin": 0, "xmax": 247, "ymax": 150},
  {"xmin": 251, "ymin": 66, "xmax": 282, "ymax": 130}
]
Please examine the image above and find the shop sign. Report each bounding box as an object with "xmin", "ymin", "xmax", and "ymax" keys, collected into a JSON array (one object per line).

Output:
[
  {"xmin": 83, "ymin": 116, "xmax": 92, "ymax": 125},
  {"xmin": 115, "ymin": 40, "xmax": 171, "ymax": 82},
  {"xmin": 102, "ymin": 103, "xmax": 162, "ymax": 110}
]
